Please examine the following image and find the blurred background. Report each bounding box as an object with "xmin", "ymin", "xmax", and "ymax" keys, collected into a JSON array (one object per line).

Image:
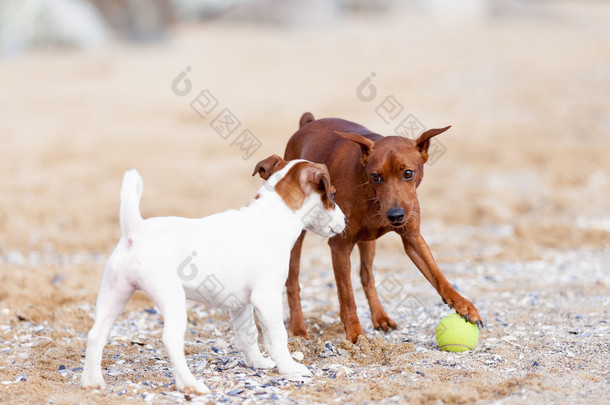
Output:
[{"xmin": 1, "ymin": 0, "xmax": 608, "ymax": 256}]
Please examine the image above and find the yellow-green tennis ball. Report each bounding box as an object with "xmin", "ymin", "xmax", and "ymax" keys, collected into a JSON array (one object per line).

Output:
[{"xmin": 435, "ymin": 313, "xmax": 479, "ymax": 352}]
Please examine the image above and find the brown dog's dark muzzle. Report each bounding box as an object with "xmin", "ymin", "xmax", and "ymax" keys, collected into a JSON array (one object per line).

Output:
[{"xmin": 386, "ymin": 208, "xmax": 405, "ymax": 224}]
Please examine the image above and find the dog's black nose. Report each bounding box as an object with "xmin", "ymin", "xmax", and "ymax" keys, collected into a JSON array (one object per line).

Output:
[
  {"xmin": 344, "ymin": 217, "xmax": 348, "ymax": 225},
  {"xmin": 386, "ymin": 208, "xmax": 404, "ymax": 224}
]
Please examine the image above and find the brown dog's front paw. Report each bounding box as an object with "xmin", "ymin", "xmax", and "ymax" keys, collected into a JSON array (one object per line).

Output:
[
  {"xmin": 372, "ymin": 313, "xmax": 397, "ymax": 332},
  {"xmin": 448, "ymin": 297, "xmax": 484, "ymax": 328}
]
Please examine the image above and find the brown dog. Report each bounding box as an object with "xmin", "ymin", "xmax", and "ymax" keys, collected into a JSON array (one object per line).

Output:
[{"xmin": 283, "ymin": 112, "xmax": 483, "ymax": 343}]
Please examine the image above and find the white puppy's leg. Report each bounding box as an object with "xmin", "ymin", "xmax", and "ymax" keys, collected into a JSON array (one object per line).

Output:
[
  {"xmin": 229, "ymin": 305, "xmax": 274, "ymax": 369},
  {"xmin": 82, "ymin": 271, "xmax": 134, "ymax": 389},
  {"xmin": 251, "ymin": 291, "xmax": 312, "ymax": 378},
  {"xmin": 149, "ymin": 281, "xmax": 210, "ymax": 394}
]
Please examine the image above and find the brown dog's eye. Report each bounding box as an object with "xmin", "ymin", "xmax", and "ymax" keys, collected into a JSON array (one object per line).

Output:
[
  {"xmin": 403, "ymin": 170, "xmax": 415, "ymax": 181},
  {"xmin": 370, "ymin": 173, "xmax": 383, "ymax": 184}
]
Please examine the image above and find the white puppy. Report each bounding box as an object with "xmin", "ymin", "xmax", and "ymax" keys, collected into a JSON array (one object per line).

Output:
[{"xmin": 81, "ymin": 155, "xmax": 346, "ymax": 394}]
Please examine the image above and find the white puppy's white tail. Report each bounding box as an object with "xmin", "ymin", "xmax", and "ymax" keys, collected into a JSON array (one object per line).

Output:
[{"xmin": 120, "ymin": 169, "xmax": 144, "ymax": 238}]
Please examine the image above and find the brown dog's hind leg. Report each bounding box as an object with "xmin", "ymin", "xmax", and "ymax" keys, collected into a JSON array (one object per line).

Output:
[
  {"xmin": 286, "ymin": 230, "xmax": 310, "ymax": 339},
  {"xmin": 329, "ymin": 239, "xmax": 365, "ymax": 343},
  {"xmin": 358, "ymin": 240, "xmax": 397, "ymax": 332}
]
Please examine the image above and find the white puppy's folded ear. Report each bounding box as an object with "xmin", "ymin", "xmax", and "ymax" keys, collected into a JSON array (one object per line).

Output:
[
  {"xmin": 298, "ymin": 164, "xmax": 335, "ymax": 206},
  {"xmin": 252, "ymin": 155, "xmax": 288, "ymax": 180}
]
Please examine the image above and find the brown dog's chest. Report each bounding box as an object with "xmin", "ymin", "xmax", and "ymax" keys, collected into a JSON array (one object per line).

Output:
[{"xmin": 350, "ymin": 225, "xmax": 392, "ymax": 242}]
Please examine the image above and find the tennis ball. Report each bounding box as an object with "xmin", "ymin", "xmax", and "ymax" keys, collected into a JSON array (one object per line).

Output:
[{"xmin": 435, "ymin": 313, "xmax": 479, "ymax": 352}]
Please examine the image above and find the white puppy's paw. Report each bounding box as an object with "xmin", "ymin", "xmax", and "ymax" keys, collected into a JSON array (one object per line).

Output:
[
  {"xmin": 178, "ymin": 379, "xmax": 211, "ymax": 395},
  {"xmin": 186, "ymin": 381, "xmax": 211, "ymax": 395},
  {"xmin": 252, "ymin": 356, "xmax": 276, "ymax": 369},
  {"xmin": 278, "ymin": 362, "xmax": 313, "ymax": 380},
  {"xmin": 81, "ymin": 371, "xmax": 106, "ymax": 390}
]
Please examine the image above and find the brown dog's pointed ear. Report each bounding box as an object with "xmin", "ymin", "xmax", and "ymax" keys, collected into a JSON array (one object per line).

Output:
[
  {"xmin": 299, "ymin": 112, "xmax": 315, "ymax": 128},
  {"xmin": 415, "ymin": 126, "xmax": 451, "ymax": 162},
  {"xmin": 335, "ymin": 131, "xmax": 375, "ymax": 166},
  {"xmin": 252, "ymin": 155, "xmax": 287, "ymax": 180}
]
